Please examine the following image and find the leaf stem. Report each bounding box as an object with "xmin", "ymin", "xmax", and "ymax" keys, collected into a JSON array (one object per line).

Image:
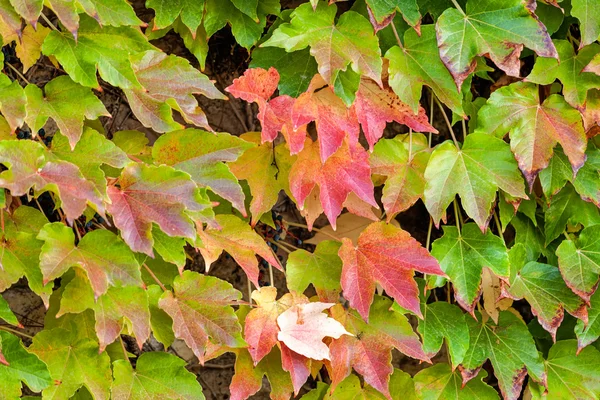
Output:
[
  {"xmin": 434, "ymin": 96, "xmax": 460, "ymax": 149},
  {"xmin": 284, "ymin": 220, "xmax": 342, "ymax": 242},
  {"xmin": 119, "ymin": 336, "xmax": 131, "ymax": 365},
  {"xmin": 453, "ymin": 199, "xmax": 461, "ymax": 232},
  {"xmin": 493, "ymin": 210, "xmax": 505, "ymax": 244},
  {"xmin": 265, "ymin": 237, "xmax": 292, "ymax": 253},
  {"xmin": 408, "ymin": 128, "xmax": 413, "ymax": 161},
  {"xmin": 461, "ymin": 119, "xmax": 467, "ymax": 142},
  {"xmin": 450, "ymin": 0, "xmax": 466, "ymax": 15},
  {"xmin": 40, "ymin": 13, "xmax": 59, "ymax": 31},
  {"xmin": 429, "ymin": 91, "xmax": 434, "ymax": 147},
  {"xmin": 390, "ymin": 20, "xmax": 404, "ymax": 49},
  {"xmin": 142, "ymin": 263, "xmax": 168, "ymax": 292},
  {"xmin": 425, "ymin": 217, "xmax": 433, "ymax": 250},
  {"xmin": 0, "ymin": 325, "xmax": 33, "ymax": 339},
  {"xmin": 5, "ymin": 63, "xmax": 30, "ymax": 86},
  {"xmin": 268, "ymin": 263, "xmax": 274, "ymax": 287}
]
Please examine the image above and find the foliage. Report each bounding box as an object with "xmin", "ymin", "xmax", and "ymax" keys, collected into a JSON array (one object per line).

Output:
[{"xmin": 0, "ymin": 0, "xmax": 598, "ymax": 399}]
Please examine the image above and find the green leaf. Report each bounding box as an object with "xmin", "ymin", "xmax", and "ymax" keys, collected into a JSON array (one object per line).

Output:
[
  {"xmin": 147, "ymin": 285, "xmax": 175, "ymax": 347},
  {"xmin": 366, "ymin": 0, "xmax": 421, "ymax": 29},
  {"xmin": 462, "ymin": 310, "xmax": 545, "ymax": 400},
  {"xmin": 511, "ymin": 213, "xmax": 545, "ymax": 262},
  {"xmin": 424, "ymin": 132, "xmax": 526, "ymax": 231},
  {"xmin": 556, "ymin": 224, "xmax": 600, "ymax": 301},
  {"xmin": 414, "ymin": 363, "xmax": 499, "ymax": 400},
  {"xmin": 204, "ymin": 0, "xmax": 275, "ymax": 49},
  {"xmin": 527, "ymin": 40, "xmax": 600, "ymax": 109},
  {"xmin": 152, "ymin": 128, "xmax": 253, "ymax": 215},
  {"xmin": 544, "ymin": 184, "xmax": 600, "ymax": 244},
  {"xmin": 0, "ymin": 331, "xmax": 51, "ymax": 398},
  {"xmin": 250, "ymin": 47, "xmax": 318, "ymax": 97},
  {"xmin": 504, "ymin": 261, "xmax": 586, "ymax": 340},
  {"xmin": 385, "ymin": 25, "xmax": 462, "ymax": 115},
  {"xmin": 286, "ymin": 240, "xmax": 342, "ymax": 299},
  {"xmin": 30, "ymin": 327, "xmax": 112, "ymax": 399},
  {"xmin": 0, "ymin": 295, "xmax": 18, "ymax": 326},
  {"xmin": 262, "ymin": 2, "xmax": 382, "ymax": 86},
  {"xmin": 158, "ymin": 270, "xmax": 246, "ymax": 363},
  {"xmin": 418, "ymin": 301, "xmax": 469, "ymax": 367},
  {"xmin": 431, "ymin": 223, "xmax": 509, "ymax": 312},
  {"xmin": 37, "ymin": 222, "xmax": 142, "ymax": 298},
  {"xmin": 229, "ymin": 132, "xmax": 296, "ymax": 225},
  {"xmin": 112, "ymin": 352, "xmax": 205, "ymax": 399},
  {"xmin": 0, "ymin": 73, "xmax": 26, "ymax": 132},
  {"xmin": 572, "ymin": 0, "xmax": 600, "ymax": 47},
  {"xmin": 25, "ymin": 75, "xmax": 110, "ymax": 149},
  {"xmin": 151, "ymin": 225, "xmax": 187, "ymax": 271},
  {"xmin": 146, "ymin": 0, "xmax": 205, "ymax": 32},
  {"xmin": 123, "ymin": 50, "xmax": 226, "ymax": 133},
  {"xmin": 543, "ymin": 340, "xmax": 600, "ymax": 399},
  {"xmin": 371, "ymin": 133, "xmax": 430, "ymax": 221},
  {"xmin": 42, "ymin": 16, "xmax": 154, "ymax": 89},
  {"xmin": 326, "ymin": 374, "xmax": 385, "ymax": 400},
  {"xmin": 0, "ymin": 205, "xmax": 52, "ymax": 303},
  {"xmin": 476, "ymin": 82, "xmax": 586, "ymax": 187},
  {"xmin": 576, "ymin": 289, "xmax": 600, "ymax": 350},
  {"xmin": 435, "ymin": 0, "xmax": 557, "ymax": 87},
  {"xmin": 231, "ymin": 0, "xmax": 259, "ymax": 20},
  {"xmin": 50, "ymin": 127, "xmax": 129, "ymax": 197}
]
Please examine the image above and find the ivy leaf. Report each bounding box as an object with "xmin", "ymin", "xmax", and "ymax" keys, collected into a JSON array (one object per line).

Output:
[
  {"xmin": 292, "ymin": 75, "xmax": 359, "ymax": 162},
  {"xmin": 38, "ymin": 222, "xmax": 142, "ymax": 298},
  {"xmin": 1, "ymin": 24, "xmax": 50, "ymax": 72},
  {"xmin": 0, "ymin": 295, "xmax": 18, "ymax": 326},
  {"xmin": 158, "ymin": 271, "xmax": 246, "ymax": 363},
  {"xmin": 366, "ymin": 0, "xmax": 421, "ymax": 31},
  {"xmin": 244, "ymin": 287, "xmax": 297, "ymax": 364},
  {"xmin": 30, "ymin": 327, "xmax": 112, "ymax": 400},
  {"xmin": 262, "ymin": 2, "xmax": 382, "ymax": 86},
  {"xmin": 527, "ymin": 41, "xmax": 600, "ymax": 109},
  {"xmin": 431, "ymin": 223, "xmax": 509, "ymax": 313},
  {"xmin": 414, "ymin": 363, "xmax": 499, "ymax": 400},
  {"xmin": 290, "ymin": 139, "xmax": 377, "ymax": 229},
  {"xmin": 424, "ymin": 132, "xmax": 526, "ymax": 231},
  {"xmin": 556, "ymin": 225, "xmax": 600, "ymax": 302},
  {"xmin": 370, "ymin": 133, "xmax": 430, "ymax": 222},
  {"xmin": 339, "ymin": 221, "xmax": 443, "ymax": 320},
  {"xmin": 0, "ymin": 206, "xmax": 51, "ymax": 303},
  {"xmin": 539, "ymin": 143, "xmax": 600, "ymax": 206},
  {"xmin": 277, "ymin": 302, "xmax": 351, "ymax": 361},
  {"xmin": 0, "ymin": 331, "xmax": 51, "ymax": 398},
  {"xmin": 461, "ymin": 311, "xmax": 545, "ymax": 400},
  {"xmin": 204, "ymin": 0, "xmax": 277, "ymax": 49},
  {"xmin": 146, "ymin": 0, "xmax": 204, "ymax": 32},
  {"xmin": 250, "ymin": 47, "xmax": 318, "ymax": 98},
  {"xmin": 543, "ymin": 340, "xmax": 600, "ymax": 399},
  {"xmin": 354, "ymin": 75, "xmax": 436, "ymax": 149},
  {"xmin": 0, "ymin": 140, "xmax": 104, "ymax": 221},
  {"xmin": 385, "ymin": 25, "xmax": 463, "ymax": 115},
  {"xmin": 544, "ymin": 184, "xmax": 600, "ymax": 245},
  {"xmin": 112, "ymin": 352, "xmax": 205, "ymax": 399},
  {"xmin": 326, "ymin": 374, "xmax": 386, "ymax": 400},
  {"xmin": 42, "ymin": 16, "xmax": 154, "ymax": 89},
  {"xmin": 229, "ymin": 132, "xmax": 295, "ymax": 225},
  {"xmin": 418, "ymin": 302, "xmax": 469, "ymax": 367},
  {"xmin": 476, "ymin": 82, "xmax": 586, "ymax": 186},
  {"xmin": 286, "ymin": 240, "xmax": 342, "ymax": 300},
  {"xmin": 0, "ymin": 0, "xmax": 22, "ymax": 37},
  {"xmin": 25, "ymin": 75, "xmax": 110, "ymax": 149},
  {"xmin": 7, "ymin": 0, "xmax": 42, "ymax": 26},
  {"xmin": 572, "ymin": 0, "xmax": 600, "ymax": 48},
  {"xmin": 107, "ymin": 163, "xmax": 209, "ymax": 256},
  {"xmin": 230, "ymin": 347, "xmax": 294, "ymax": 400},
  {"xmin": 503, "ymin": 261, "xmax": 587, "ymax": 340},
  {"xmin": 0, "ymin": 73, "xmax": 26, "ymax": 132},
  {"xmin": 197, "ymin": 214, "xmax": 282, "ymax": 286},
  {"xmin": 152, "ymin": 128, "xmax": 253, "ymax": 215},
  {"xmin": 329, "ymin": 296, "xmax": 429, "ymax": 397},
  {"xmin": 435, "ymin": 0, "xmax": 557, "ymax": 87},
  {"xmin": 576, "ymin": 289, "xmax": 600, "ymax": 350},
  {"xmin": 124, "ymin": 50, "xmax": 226, "ymax": 133},
  {"xmin": 50, "ymin": 127, "xmax": 130, "ymax": 198}
]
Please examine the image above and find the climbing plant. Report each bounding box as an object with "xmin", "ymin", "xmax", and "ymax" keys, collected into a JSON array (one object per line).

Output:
[{"xmin": 0, "ymin": 0, "xmax": 599, "ymax": 399}]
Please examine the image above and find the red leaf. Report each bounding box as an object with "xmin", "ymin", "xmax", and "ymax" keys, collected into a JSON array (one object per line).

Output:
[
  {"xmin": 289, "ymin": 139, "xmax": 377, "ymax": 229},
  {"xmin": 354, "ymin": 77, "xmax": 437, "ymax": 149},
  {"xmin": 107, "ymin": 163, "xmax": 207, "ymax": 256},
  {"xmin": 280, "ymin": 343, "xmax": 311, "ymax": 395},
  {"xmin": 292, "ymin": 75, "xmax": 359, "ymax": 162},
  {"xmin": 338, "ymin": 221, "xmax": 444, "ymax": 320},
  {"xmin": 226, "ymin": 67, "xmax": 279, "ymax": 105}
]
